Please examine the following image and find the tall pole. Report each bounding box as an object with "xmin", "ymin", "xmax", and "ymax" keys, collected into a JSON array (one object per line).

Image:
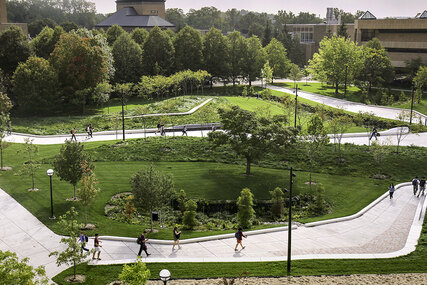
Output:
[
  {"xmin": 287, "ymin": 167, "xmax": 294, "ymax": 274},
  {"xmin": 410, "ymin": 85, "xmax": 415, "ymax": 125},
  {"xmin": 294, "ymin": 84, "xmax": 298, "ymax": 129},
  {"xmin": 121, "ymin": 93, "xmax": 125, "ymax": 141},
  {"xmin": 49, "ymin": 176, "xmax": 54, "ymax": 219}
]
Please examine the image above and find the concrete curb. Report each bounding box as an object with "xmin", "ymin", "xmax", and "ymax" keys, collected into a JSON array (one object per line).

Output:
[
  {"xmin": 305, "ymin": 182, "xmax": 411, "ymax": 227},
  {"xmin": 100, "ymin": 225, "xmax": 298, "ymax": 245}
]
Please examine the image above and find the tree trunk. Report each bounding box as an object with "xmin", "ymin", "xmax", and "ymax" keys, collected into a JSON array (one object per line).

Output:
[
  {"xmin": 73, "ymin": 184, "xmax": 76, "ymax": 199},
  {"xmin": 249, "ymin": 79, "xmax": 252, "ymax": 87},
  {"xmin": 150, "ymin": 207, "xmax": 153, "ymax": 232},
  {"xmin": 31, "ymin": 173, "xmax": 35, "ymax": 190},
  {"xmin": 73, "ymin": 261, "xmax": 76, "ymax": 280},
  {"xmin": 335, "ymin": 82, "xmax": 339, "ymax": 95},
  {"xmin": 246, "ymin": 157, "xmax": 251, "ymax": 175}
]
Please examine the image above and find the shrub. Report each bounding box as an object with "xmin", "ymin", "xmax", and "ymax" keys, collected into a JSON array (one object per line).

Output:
[
  {"xmin": 183, "ymin": 199, "xmax": 198, "ymax": 230},
  {"xmin": 236, "ymin": 188, "xmax": 255, "ymax": 228},
  {"xmin": 308, "ymin": 183, "xmax": 328, "ymax": 216},
  {"xmin": 119, "ymin": 257, "xmax": 150, "ymax": 285}
]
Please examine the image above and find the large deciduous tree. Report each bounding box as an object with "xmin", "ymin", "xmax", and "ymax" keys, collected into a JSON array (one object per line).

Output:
[
  {"xmin": 130, "ymin": 165, "xmax": 175, "ymax": 231},
  {"xmin": 173, "ymin": 25, "xmax": 203, "ymax": 72},
  {"xmin": 30, "ymin": 26, "xmax": 55, "ymax": 59},
  {"xmin": 106, "ymin": 25, "xmax": 126, "ymax": 46},
  {"xmin": 0, "ymin": 92, "xmax": 12, "ymax": 170},
  {"xmin": 142, "ymin": 27, "xmax": 175, "ymax": 75},
  {"xmin": 309, "ymin": 35, "xmax": 363, "ymax": 94},
  {"xmin": 12, "ymin": 56, "xmax": 60, "ymax": 114},
  {"xmin": 203, "ymin": 27, "xmax": 229, "ymax": 86},
  {"xmin": 112, "ymin": 33, "xmax": 143, "ymax": 83},
  {"xmin": 0, "ymin": 26, "xmax": 31, "ymax": 78},
  {"xmin": 242, "ymin": 36, "xmax": 266, "ymax": 86},
  {"xmin": 208, "ymin": 106, "xmax": 297, "ymax": 175},
  {"xmin": 227, "ymin": 31, "xmax": 246, "ymax": 86},
  {"xmin": 130, "ymin": 28, "xmax": 149, "ymax": 48},
  {"xmin": 264, "ymin": 38, "xmax": 291, "ymax": 81}
]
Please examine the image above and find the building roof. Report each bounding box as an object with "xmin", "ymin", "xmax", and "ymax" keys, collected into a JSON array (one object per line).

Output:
[
  {"xmin": 96, "ymin": 7, "xmax": 174, "ymax": 28},
  {"xmin": 360, "ymin": 11, "xmax": 377, "ymax": 20},
  {"xmin": 420, "ymin": 10, "xmax": 427, "ymax": 19},
  {"xmin": 116, "ymin": 0, "xmax": 165, "ymax": 3}
]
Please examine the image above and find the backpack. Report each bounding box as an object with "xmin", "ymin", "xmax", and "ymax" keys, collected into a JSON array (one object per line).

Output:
[
  {"xmin": 235, "ymin": 231, "xmax": 241, "ymax": 239},
  {"xmin": 84, "ymin": 235, "xmax": 88, "ymax": 242},
  {"xmin": 136, "ymin": 236, "xmax": 142, "ymax": 245},
  {"xmin": 412, "ymin": 179, "xmax": 418, "ymax": 186}
]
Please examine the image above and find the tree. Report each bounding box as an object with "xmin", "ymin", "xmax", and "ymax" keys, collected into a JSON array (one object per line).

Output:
[
  {"xmin": 166, "ymin": 8, "xmax": 186, "ymax": 31},
  {"xmin": 308, "ymin": 183, "xmax": 328, "ymax": 216},
  {"xmin": 355, "ymin": 111, "xmax": 376, "ymax": 146},
  {"xmin": 208, "ymin": 106, "xmax": 297, "ymax": 175},
  {"xmin": 49, "ymin": 207, "xmax": 90, "ymax": 281},
  {"xmin": 261, "ymin": 61, "xmax": 273, "ymax": 87},
  {"xmin": 106, "ymin": 25, "xmax": 126, "ymax": 46},
  {"xmin": 0, "ymin": 250, "xmax": 48, "ymax": 285},
  {"xmin": 130, "ymin": 28, "xmax": 149, "ymax": 47},
  {"xmin": 0, "ymin": 92, "xmax": 12, "ymax": 170},
  {"xmin": 289, "ymin": 63, "xmax": 302, "ymax": 88},
  {"xmin": 77, "ymin": 160, "xmax": 100, "ymax": 227},
  {"xmin": 60, "ymin": 21, "xmax": 79, "ymax": 32},
  {"xmin": 119, "ymin": 257, "xmax": 151, "ymax": 285},
  {"xmin": 177, "ymin": 189, "xmax": 187, "ymax": 217},
  {"xmin": 328, "ymin": 115, "xmax": 353, "ymax": 154},
  {"xmin": 358, "ymin": 38, "xmax": 394, "ymax": 99},
  {"xmin": 241, "ymin": 36, "xmax": 266, "ymax": 86},
  {"xmin": 183, "ymin": 199, "xmax": 198, "ymax": 230},
  {"xmin": 305, "ymin": 115, "xmax": 329, "ymax": 188},
  {"xmin": 237, "ymin": 188, "xmax": 255, "ymax": 229},
  {"xmin": 174, "ymin": 26, "xmax": 203, "ymax": 72},
  {"xmin": 264, "ymin": 38, "xmax": 290, "ymax": 80},
  {"xmin": 262, "ymin": 20, "xmax": 272, "ymax": 47},
  {"xmin": 309, "ymin": 36, "xmax": 363, "ymax": 94},
  {"xmin": 0, "ymin": 26, "xmax": 31, "ymax": 78},
  {"xmin": 337, "ymin": 22, "xmax": 349, "ymax": 39},
  {"xmin": 18, "ymin": 138, "xmax": 40, "ymax": 191},
  {"xmin": 396, "ymin": 111, "xmax": 411, "ymax": 154},
  {"xmin": 53, "ymin": 140, "xmax": 90, "ymax": 200},
  {"xmin": 270, "ymin": 187, "xmax": 284, "ymax": 218},
  {"xmin": 30, "ymin": 26, "xmax": 55, "ymax": 59},
  {"xmin": 203, "ymin": 27, "xmax": 230, "ymax": 86},
  {"xmin": 12, "ymin": 56, "xmax": 60, "ymax": 114},
  {"xmin": 187, "ymin": 7, "xmax": 222, "ymax": 30},
  {"xmin": 142, "ymin": 27, "xmax": 174, "ymax": 75},
  {"xmin": 130, "ymin": 165, "xmax": 175, "ymax": 231},
  {"xmin": 112, "ymin": 33, "xmax": 143, "ymax": 83},
  {"xmin": 227, "ymin": 31, "xmax": 246, "ymax": 86},
  {"xmin": 371, "ymin": 140, "xmax": 391, "ymax": 176},
  {"xmin": 28, "ymin": 17, "xmax": 56, "ymax": 36},
  {"xmin": 414, "ymin": 66, "xmax": 427, "ymax": 91}
]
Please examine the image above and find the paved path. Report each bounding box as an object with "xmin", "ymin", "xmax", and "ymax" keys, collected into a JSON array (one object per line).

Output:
[
  {"xmin": 268, "ymin": 84, "xmax": 427, "ymax": 125},
  {"xmin": 1, "ymin": 182, "xmax": 425, "ymax": 278}
]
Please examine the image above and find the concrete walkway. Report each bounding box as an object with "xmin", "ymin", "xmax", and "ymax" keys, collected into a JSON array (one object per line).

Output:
[
  {"xmin": 0, "ymin": 182, "xmax": 425, "ymax": 278},
  {"xmin": 268, "ymin": 84, "xmax": 427, "ymax": 125}
]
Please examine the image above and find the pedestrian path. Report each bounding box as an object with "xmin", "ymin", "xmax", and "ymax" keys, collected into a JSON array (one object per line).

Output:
[
  {"xmin": 268, "ymin": 84, "xmax": 427, "ymax": 125},
  {"xmin": 0, "ymin": 182, "xmax": 425, "ymax": 278}
]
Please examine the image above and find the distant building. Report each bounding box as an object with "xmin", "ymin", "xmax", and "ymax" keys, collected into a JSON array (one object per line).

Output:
[
  {"xmin": 0, "ymin": 0, "xmax": 28, "ymax": 34},
  {"xmin": 286, "ymin": 8, "xmax": 354, "ymax": 64},
  {"xmin": 96, "ymin": 0, "xmax": 175, "ymax": 32},
  {"xmin": 354, "ymin": 10, "xmax": 427, "ymax": 67}
]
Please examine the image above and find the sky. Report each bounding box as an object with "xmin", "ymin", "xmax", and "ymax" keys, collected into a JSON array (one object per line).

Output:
[{"xmin": 92, "ymin": 0, "xmax": 426, "ymax": 18}]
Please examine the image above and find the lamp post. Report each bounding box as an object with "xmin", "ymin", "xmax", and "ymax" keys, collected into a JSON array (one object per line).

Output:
[
  {"xmin": 287, "ymin": 167, "xmax": 296, "ymax": 274},
  {"xmin": 410, "ymin": 85, "xmax": 415, "ymax": 125},
  {"xmin": 294, "ymin": 84, "xmax": 298, "ymax": 129},
  {"xmin": 159, "ymin": 269, "xmax": 171, "ymax": 285},
  {"xmin": 47, "ymin": 169, "xmax": 55, "ymax": 219}
]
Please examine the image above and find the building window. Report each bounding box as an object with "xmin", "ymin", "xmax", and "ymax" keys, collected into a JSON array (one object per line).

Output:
[
  {"xmin": 150, "ymin": 10, "xmax": 158, "ymax": 15},
  {"xmin": 361, "ymin": 29, "xmax": 375, "ymax": 42}
]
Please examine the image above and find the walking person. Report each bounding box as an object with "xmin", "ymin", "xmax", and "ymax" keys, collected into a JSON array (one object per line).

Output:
[
  {"xmin": 79, "ymin": 232, "xmax": 89, "ymax": 252},
  {"xmin": 86, "ymin": 125, "xmax": 91, "ymax": 139},
  {"xmin": 7, "ymin": 121, "xmax": 11, "ymax": 136},
  {"xmin": 137, "ymin": 230, "xmax": 150, "ymax": 257},
  {"xmin": 369, "ymin": 127, "xmax": 378, "ymax": 141},
  {"xmin": 92, "ymin": 233, "xmax": 102, "ymax": 260},
  {"xmin": 172, "ymin": 226, "xmax": 181, "ymax": 250},
  {"xmin": 389, "ymin": 183, "xmax": 395, "ymax": 199},
  {"xmin": 418, "ymin": 177, "xmax": 426, "ymax": 197},
  {"xmin": 71, "ymin": 127, "xmax": 77, "ymax": 142},
  {"xmin": 182, "ymin": 125, "xmax": 187, "ymax": 136},
  {"xmin": 89, "ymin": 124, "xmax": 93, "ymax": 138},
  {"xmin": 234, "ymin": 228, "xmax": 247, "ymax": 251},
  {"xmin": 412, "ymin": 176, "xmax": 420, "ymax": 196},
  {"xmin": 160, "ymin": 124, "xmax": 165, "ymax": 136},
  {"xmin": 156, "ymin": 123, "xmax": 161, "ymax": 135},
  {"xmin": 211, "ymin": 124, "xmax": 216, "ymax": 132}
]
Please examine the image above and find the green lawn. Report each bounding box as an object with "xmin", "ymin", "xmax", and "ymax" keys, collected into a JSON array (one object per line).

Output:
[{"xmin": 53, "ymin": 213, "xmax": 427, "ymax": 284}]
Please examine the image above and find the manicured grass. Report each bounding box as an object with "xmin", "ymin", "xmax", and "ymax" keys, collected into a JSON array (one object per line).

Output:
[{"xmin": 53, "ymin": 213, "xmax": 427, "ymax": 283}]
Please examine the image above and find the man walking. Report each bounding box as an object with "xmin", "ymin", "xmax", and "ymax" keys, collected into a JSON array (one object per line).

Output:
[
  {"xmin": 234, "ymin": 228, "xmax": 247, "ymax": 251},
  {"xmin": 182, "ymin": 125, "xmax": 187, "ymax": 136},
  {"xmin": 71, "ymin": 127, "xmax": 77, "ymax": 142},
  {"xmin": 137, "ymin": 230, "xmax": 151, "ymax": 257},
  {"xmin": 418, "ymin": 177, "xmax": 426, "ymax": 197},
  {"xmin": 412, "ymin": 177, "xmax": 419, "ymax": 196},
  {"xmin": 79, "ymin": 232, "xmax": 89, "ymax": 252}
]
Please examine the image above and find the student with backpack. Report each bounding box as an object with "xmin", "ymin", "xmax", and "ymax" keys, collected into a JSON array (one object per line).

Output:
[
  {"xmin": 172, "ymin": 226, "xmax": 181, "ymax": 250},
  {"xmin": 418, "ymin": 177, "xmax": 426, "ymax": 197},
  {"xmin": 79, "ymin": 232, "xmax": 89, "ymax": 252},
  {"xmin": 137, "ymin": 230, "xmax": 150, "ymax": 257},
  {"xmin": 234, "ymin": 228, "xmax": 247, "ymax": 251},
  {"xmin": 412, "ymin": 177, "xmax": 420, "ymax": 195},
  {"xmin": 388, "ymin": 183, "xmax": 395, "ymax": 199}
]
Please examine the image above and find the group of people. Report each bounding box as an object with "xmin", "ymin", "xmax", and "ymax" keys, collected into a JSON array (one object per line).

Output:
[
  {"xmin": 388, "ymin": 176, "xmax": 426, "ymax": 199},
  {"xmin": 79, "ymin": 232, "xmax": 102, "ymax": 260},
  {"xmin": 70, "ymin": 124, "xmax": 93, "ymax": 142}
]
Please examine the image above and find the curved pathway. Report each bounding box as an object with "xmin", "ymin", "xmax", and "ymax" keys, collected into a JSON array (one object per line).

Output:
[
  {"xmin": 0, "ymin": 182, "xmax": 425, "ymax": 278},
  {"xmin": 268, "ymin": 84, "xmax": 427, "ymax": 125}
]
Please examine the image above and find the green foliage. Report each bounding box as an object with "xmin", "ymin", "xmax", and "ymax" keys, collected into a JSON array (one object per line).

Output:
[
  {"xmin": 261, "ymin": 61, "xmax": 273, "ymax": 85},
  {"xmin": 203, "ymin": 27, "xmax": 230, "ymax": 82},
  {"xmin": 130, "ymin": 28, "xmax": 149, "ymax": 47},
  {"xmin": 227, "ymin": 31, "xmax": 246, "ymax": 85},
  {"xmin": 12, "ymin": 56, "xmax": 60, "ymax": 115},
  {"xmin": 106, "ymin": 25, "xmax": 126, "ymax": 46},
  {"xmin": 174, "ymin": 26, "xmax": 203, "ymax": 71},
  {"xmin": 112, "ymin": 33, "xmax": 143, "ymax": 83},
  {"xmin": 18, "ymin": 138, "xmax": 40, "ymax": 190},
  {"xmin": 264, "ymin": 38, "xmax": 290, "ymax": 79},
  {"xmin": 142, "ymin": 27, "xmax": 174, "ymax": 75},
  {"xmin": 183, "ymin": 199, "xmax": 198, "ymax": 230},
  {"xmin": 270, "ymin": 187, "xmax": 284, "ymax": 218},
  {"xmin": 242, "ymin": 36, "xmax": 266, "ymax": 86},
  {"xmin": 177, "ymin": 189, "xmax": 187, "ymax": 217},
  {"xmin": 130, "ymin": 165, "xmax": 175, "ymax": 230},
  {"xmin": 78, "ymin": 160, "xmax": 100, "ymax": 226},
  {"xmin": 28, "ymin": 17, "xmax": 56, "ymax": 37},
  {"xmin": 49, "ymin": 207, "xmax": 90, "ymax": 281},
  {"xmin": 0, "ymin": 92, "xmax": 11, "ymax": 169},
  {"xmin": 53, "ymin": 140, "xmax": 90, "ymax": 199},
  {"xmin": 0, "ymin": 250, "xmax": 48, "ymax": 285},
  {"xmin": 414, "ymin": 66, "xmax": 427, "ymax": 90},
  {"xmin": 0, "ymin": 26, "xmax": 31, "ymax": 77},
  {"xmin": 118, "ymin": 257, "xmax": 151, "ymax": 285},
  {"xmin": 30, "ymin": 26, "xmax": 55, "ymax": 59},
  {"xmin": 236, "ymin": 188, "xmax": 255, "ymax": 228},
  {"xmin": 308, "ymin": 183, "xmax": 328, "ymax": 216},
  {"xmin": 289, "ymin": 63, "xmax": 302, "ymax": 85}
]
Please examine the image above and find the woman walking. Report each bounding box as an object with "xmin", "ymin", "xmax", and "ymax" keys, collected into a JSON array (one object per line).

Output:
[
  {"xmin": 389, "ymin": 183, "xmax": 395, "ymax": 199},
  {"xmin": 234, "ymin": 228, "xmax": 247, "ymax": 251},
  {"xmin": 92, "ymin": 233, "xmax": 102, "ymax": 260},
  {"xmin": 172, "ymin": 226, "xmax": 181, "ymax": 250}
]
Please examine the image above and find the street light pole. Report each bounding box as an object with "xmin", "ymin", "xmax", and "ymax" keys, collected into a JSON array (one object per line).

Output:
[
  {"xmin": 287, "ymin": 167, "xmax": 296, "ymax": 274},
  {"xmin": 121, "ymin": 92, "xmax": 125, "ymax": 141},
  {"xmin": 47, "ymin": 169, "xmax": 55, "ymax": 219},
  {"xmin": 294, "ymin": 84, "xmax": 298, "ymax": 129},
  {"xmin": 410, "ymin": 85, "xmax": 415, "ymax": 125}
]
